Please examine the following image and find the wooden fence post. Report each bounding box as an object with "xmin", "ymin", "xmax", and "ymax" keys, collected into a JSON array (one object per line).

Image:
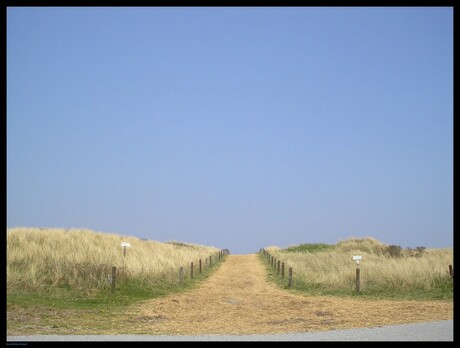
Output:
[
  {"xmin": 277, "ymin": 260, "xmax": 280, "ymax": 275},
  {"xmin": 199, "ymin": 259, "xmax": 202, "ymax": 274},
  {"xmin": 449, "ymin": 265, "xmax": 453, "ymax": 278},
  {"xmin": 210, "ymin": 255, "xmax": 212, "ymax": 267},
  {"xmin": 356, "ymin": 267, "xmax": 360, "ymax": 293},
  {"xmin": 191, "ymin": 262, "xmax": 194, "ymax": 279},
  {"xmin": 111, "ymin": 266, "xmax": 116, "ymax": 293},
  {"xmin": 282, "ymin": 263, "xmax": 285, "ymax": 278},
  {"xmin": 288, "ymin": 267, "xmax": 292, "ymax": 288}
]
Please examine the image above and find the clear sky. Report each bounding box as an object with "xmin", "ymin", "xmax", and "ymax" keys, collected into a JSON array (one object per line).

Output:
[{"xmin": 7, "ymin": 7, "xmax": 453, "ymax": 254}]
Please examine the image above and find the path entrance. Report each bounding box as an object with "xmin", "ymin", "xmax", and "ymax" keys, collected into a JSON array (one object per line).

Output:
[{"xmin": 126, "ymin": 254, "xmax": 453, "ymax": 335}]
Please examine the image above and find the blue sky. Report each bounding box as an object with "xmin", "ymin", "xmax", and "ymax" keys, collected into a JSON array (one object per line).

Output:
[{"xmin": 7, "ymin": 7, "xmax": 453, "ymax": 254}]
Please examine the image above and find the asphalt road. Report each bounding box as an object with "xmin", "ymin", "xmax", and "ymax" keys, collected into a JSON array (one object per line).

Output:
[{"xmin": 6, "ymin": 320, "xmax": 453, "ymax": 342}]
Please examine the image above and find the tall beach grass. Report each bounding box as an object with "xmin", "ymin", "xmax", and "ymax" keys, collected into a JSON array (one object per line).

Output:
[
  {"xmin": 7, "ymin": 227, "xmax": 223, "ymax": 299},
  {"xmin": 262, "ymin": 237, "xmax": 453, "ymax": 300}
]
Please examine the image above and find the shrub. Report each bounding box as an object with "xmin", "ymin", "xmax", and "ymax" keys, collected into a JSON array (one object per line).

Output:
[{"xmin": 386, "ymin": 245, "xmax": 402, "ymax": 258}]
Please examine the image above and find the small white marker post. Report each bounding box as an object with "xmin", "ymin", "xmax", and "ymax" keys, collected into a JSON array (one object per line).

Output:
[
  {"xmin": 353, "ymin": 255, "xmax": 362, "ymax": 293},
  {"xmin": 121, "ymin": 242, "xmax": 131, "ymax": 257}
]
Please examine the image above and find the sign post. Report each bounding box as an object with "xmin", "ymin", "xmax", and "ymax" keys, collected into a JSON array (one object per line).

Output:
[
  {"xmin": 353, "ymin": 255, "xmax": 362, "ymax": 293},
  {"xmin": 121, "ymin": 242, "xmax": 131, "ymax": 257}
]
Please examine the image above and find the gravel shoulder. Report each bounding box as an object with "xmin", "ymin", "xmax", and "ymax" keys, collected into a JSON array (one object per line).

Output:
[{"xmin": 7, "ymin": 320, "xmax": 454, "ymax": 341}]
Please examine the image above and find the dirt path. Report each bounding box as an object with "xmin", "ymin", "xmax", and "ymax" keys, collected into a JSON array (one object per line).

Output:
[{"xmin": 125, "ymin": 254, "xmax": 453, "ymax": 335}]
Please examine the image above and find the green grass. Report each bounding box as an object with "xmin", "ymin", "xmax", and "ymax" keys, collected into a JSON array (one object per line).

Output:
[{"xmin": 285, "ymin": 243, "xmax": 336, "ymax": 253}]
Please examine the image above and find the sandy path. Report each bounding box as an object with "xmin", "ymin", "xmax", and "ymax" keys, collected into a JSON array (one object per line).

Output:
[{"xmin": 126, "ymin": 254, "xmax": 453, "ymax": 335}]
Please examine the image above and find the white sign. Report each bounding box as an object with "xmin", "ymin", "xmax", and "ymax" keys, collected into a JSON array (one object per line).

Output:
[
  {"xmin": 353, "ymin": 255, "xmax": 362, "ymax": 261},
  {"xmin": 121, "ymin": 242, "xmax": 131, "ymax": 248}
]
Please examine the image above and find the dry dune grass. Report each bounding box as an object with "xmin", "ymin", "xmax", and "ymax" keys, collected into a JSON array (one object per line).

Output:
[
  {"xmin": 264, "ymin": 237, "xmax": 453, "ymax": 294},
  {"xmin": 7, "ymin": 227, "xmax": 221, "ymax": 293}
]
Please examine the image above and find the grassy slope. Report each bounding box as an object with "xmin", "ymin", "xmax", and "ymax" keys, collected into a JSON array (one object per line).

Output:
[
  {"xmin": 7, "ymin": 227, "xmax": 227, "ymax": 310},
  {"xmin": 261, "ymin": 237, "xmax": 453, "ymax": 300}
]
